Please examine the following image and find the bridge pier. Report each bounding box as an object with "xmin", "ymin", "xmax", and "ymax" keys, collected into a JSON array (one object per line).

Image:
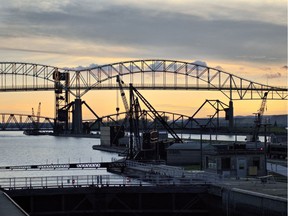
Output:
[
  {"xmin": 229, "ymin": 100, "xmax": 234, "ymax": 129},
  {"xmin": 72, "ymin": 99, "xmax": 83, "ymax": 134}
]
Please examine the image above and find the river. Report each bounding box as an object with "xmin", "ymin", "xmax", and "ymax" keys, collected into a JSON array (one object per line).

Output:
[
  {"xmin": 0, "ymin": 131, "xmax": 266, "ymax": 178},
  {"xmin": 0, "ymin": 131, "xmax": 123, "ymax": 178}
]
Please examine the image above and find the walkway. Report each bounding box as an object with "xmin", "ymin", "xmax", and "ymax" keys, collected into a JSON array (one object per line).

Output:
[{"xmin": 267, "ymin": 162, "xmax": 287, "ymax": 177}]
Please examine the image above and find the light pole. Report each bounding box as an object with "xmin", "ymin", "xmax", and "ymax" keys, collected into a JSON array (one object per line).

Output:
[
  {"xmin": 200, "ymin": 125, "xmax": 203, "ymax": 170},
  {"xmin": 264, "ymin": 123, "xmax": 269, "ymax": 176},
  {"xmin": 207, "ymin": 115, "xmax": 213, "ymax": 145}
]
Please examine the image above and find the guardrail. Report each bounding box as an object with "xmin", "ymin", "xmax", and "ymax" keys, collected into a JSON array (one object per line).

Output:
[
  {"xmin": 0, "ymin": 175, "xmax": 146, "ymax": 190},
  {"xmin": 0, "ymin": 172, "xmax": 216, "ymax": 190}
]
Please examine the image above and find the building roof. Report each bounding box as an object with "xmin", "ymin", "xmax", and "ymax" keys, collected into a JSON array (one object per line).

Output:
[{"xmin": 167, "ymin": 142, "xmax": 210, "ymax": 150}]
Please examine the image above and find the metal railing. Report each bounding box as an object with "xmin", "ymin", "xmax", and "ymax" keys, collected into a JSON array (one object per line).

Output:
[
  {"xmin": 0, "ymin": 172, "xmax": 219, "ymax": 190},
  {"xmin": 125, "ymin": 160, "xmax": 222, "ymax": 183},
  {"xmin": 0, "ymin": 175, "xmax": 146, "ymax": 190}
]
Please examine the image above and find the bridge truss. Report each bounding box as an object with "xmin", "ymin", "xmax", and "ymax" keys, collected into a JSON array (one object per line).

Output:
[
  {"xmin": 0, "ymin": 113, "xmax": 54, "ymax": 131},
  {"xmin": 0, "ymin": 59, "xmax": 286, "ymax": 133},
  {"xmin": 87, "ymin": 100, "xmax": 229, "ymax": 132},
  {"xmin": 1, "ymin": 98, "xmax": 228, "ymax": 132},
  {"xmin": 0, "ymin": 60, "xmax": 286, "ymax": 100}
]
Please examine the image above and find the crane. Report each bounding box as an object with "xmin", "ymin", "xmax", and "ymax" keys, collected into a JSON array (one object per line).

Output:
[
  {"xmin": 116, "ymin": 75, "xmax": 141, "ymax": 157},
  {"xmin": 131, "ymin": 84, "xmax": 183, "ymax": 143},
  {"xmin": 116, "ymin": 75, "xmax": 129, "ymax": 113},
  {"xmin": 25, "ymin": 102, "xmax": 41, "ymax": 135},
  {"xmin": 249, "ymin": 92, "xmax": 268, "ymax": 142}
]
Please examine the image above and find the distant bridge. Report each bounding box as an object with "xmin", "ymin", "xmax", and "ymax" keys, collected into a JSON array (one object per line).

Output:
[
  {"xmin": 0, "ymin": 113, "xmax": 54, "ymax": 131},
  {"xmin": 0, "ymin": 59, "xmax": 286, "ymax": 134},
  {"xmin": 0, "ymin": 60, "xmax": 286, "ymax": 100},
  {"xmin": 1, "ymin": 100, "xmax": 228, "ymax": 131}
]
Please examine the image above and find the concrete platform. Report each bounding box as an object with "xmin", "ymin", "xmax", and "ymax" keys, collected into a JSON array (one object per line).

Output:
[
  {"xmin": 0, "ymin": 191, "xmax": 28, "ymax": 216},
  {"xmin": 220, "ymin": 178, "xmax": 287, "ymax": 198}
]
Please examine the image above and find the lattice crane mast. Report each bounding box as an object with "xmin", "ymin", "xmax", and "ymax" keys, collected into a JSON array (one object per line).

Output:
[
  {"xmin": 250, "ymin": 92, "xmax": 268, "ymax": 142},
  {"xmin": 30, "ymin": 102, "xmax": 41, "ymax": 131},
  {"xmin": 116, "ymin": 75, "xmax": 129, "ymax": 113},
  {"xmin": 116, "ymin": 75, "xmax": 141, "ymax": 157}
]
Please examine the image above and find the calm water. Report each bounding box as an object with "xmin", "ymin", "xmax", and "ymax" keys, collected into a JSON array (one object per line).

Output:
[
  {"xmin": 0, "ymin": 131, "xmax": 123, "ymax": 178},
  {"xmin": 0, "ymin": 131, "xmax": 265, "ymax": 178}
]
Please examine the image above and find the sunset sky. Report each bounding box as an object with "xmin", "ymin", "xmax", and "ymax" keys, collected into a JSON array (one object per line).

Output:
[{"xmin": 0, "ymin": 0, "xmax": 287, "ymax": 119}]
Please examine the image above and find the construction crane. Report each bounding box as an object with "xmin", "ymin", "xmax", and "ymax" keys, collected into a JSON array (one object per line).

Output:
[
  {"xmin": 116, "ymin": 75, "xmax": 129, "ymax": 113},
  {"xmin": 25, "ymin": 102, "xmax": 41, "ymax": 135},
  {"xmin": 248, "ymin": 92, "xmax": 268, "ymax": 142},
  {"xmin": 131, "ymin": 84, "xmax": 183, "ymax": 143},
  {"xmin": 116, "ymin": 75, "xmax": 141, "ymax": 157}
]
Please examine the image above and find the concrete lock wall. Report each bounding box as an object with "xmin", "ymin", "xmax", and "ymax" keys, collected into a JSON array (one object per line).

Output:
[{"xmin": 222, "ymin": 188, "xmax": 287, "ymax": 216}]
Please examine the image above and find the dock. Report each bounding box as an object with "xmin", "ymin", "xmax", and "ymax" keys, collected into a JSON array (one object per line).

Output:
[{"xmin": 0, "ymin": 160, "xmax": 287, "ymax": 215}]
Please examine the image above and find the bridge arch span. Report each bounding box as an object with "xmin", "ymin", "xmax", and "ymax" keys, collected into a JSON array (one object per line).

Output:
[
  {"xmin": 76, "ymin": 59, "xmax": 287, "ymax": 100},
  {"xmin": 0, "ymin": 60, "xmax": 286, "ymax": 100}
]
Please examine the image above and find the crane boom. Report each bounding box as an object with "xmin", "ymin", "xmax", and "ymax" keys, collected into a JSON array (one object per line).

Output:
[
  {"xmin": 131, "ymin": 84, "xmax": 183, "ymax": 143},
  {"xmin": 116, "ymin": 75, "xmax": 129, "ymax": 113},
  {"xmin": 250, "ymin": 92, "xmax": 268, "ymax": 142}
]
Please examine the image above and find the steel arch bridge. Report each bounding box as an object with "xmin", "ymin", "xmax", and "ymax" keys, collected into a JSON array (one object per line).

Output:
[
  {"xmin": 0, "ymin": 59, "xmax": 287, "ymax": 100},
  {"xmin": 0, "ymin": 59, "xmax": 286, "ymax": 134}
]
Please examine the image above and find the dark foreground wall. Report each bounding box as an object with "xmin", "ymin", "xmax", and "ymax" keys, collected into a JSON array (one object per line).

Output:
[
  {"xmin": 6, "ymin": 185, "xmax": 287, "ymax": 216},
  {"xmin": 222, "ymin": 188, "xmax": 287, "ymax": 216},
  {"xmin": 6, "ymin": 185, "xmax": 223, "ymax": 216}
]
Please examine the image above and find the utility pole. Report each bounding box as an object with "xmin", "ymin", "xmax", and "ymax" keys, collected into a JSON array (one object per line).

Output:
[
  {"xmin": 264, "ymin": 123, "xmax": 270, "ymax": 176},
  {"xmin": 200, "ymin": 125, "xmax": 203, "ymax": 170}
]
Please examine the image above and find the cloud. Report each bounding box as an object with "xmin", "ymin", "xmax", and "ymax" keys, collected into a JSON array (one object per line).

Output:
[
  {"xmin": 215, "ymin": 66, "xmax": 224, "ymax": 71},
  {"xmin": 64, "ymin": 63, "xmax": 99, "ymax": 71},
  {"xmin": 0, "ymin": 46, "xmax": 65, "ymax": 55},
  {"xmin": 265, "ymin": 72, "xmax": 282, "ymax": 79},
  {"xmin": 261, "ymin": 67, "xmax": 272, "ymax": 71},
  {"xmin": 192, "ymin": 60, "xmax": 208, "ymax": 67},
  {"xmin": 0, "ymin": 0, "xmax": 286, "ymax": 67},
  {"xmin": 281, "ymin": 65, "xmax": 288, "ymax": 70}
]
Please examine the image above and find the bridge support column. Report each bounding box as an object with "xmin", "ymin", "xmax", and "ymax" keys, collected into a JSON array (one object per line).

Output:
[
  {"xmin": 72, "ymin": 99, "xmax": 83, "ymax": 134},
  {"xmin": 229, "ymin": 100, "xmax": 234, "ymax": 129}
]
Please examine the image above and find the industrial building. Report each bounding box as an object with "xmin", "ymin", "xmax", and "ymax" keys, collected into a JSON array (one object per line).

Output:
[
  {"xmin": 202, "ymin": 144, "xmax": 266, "ymax": 178},
  {"xmin": 166, "ymin": 142, "xmax": 266, "ymax": 178}
]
